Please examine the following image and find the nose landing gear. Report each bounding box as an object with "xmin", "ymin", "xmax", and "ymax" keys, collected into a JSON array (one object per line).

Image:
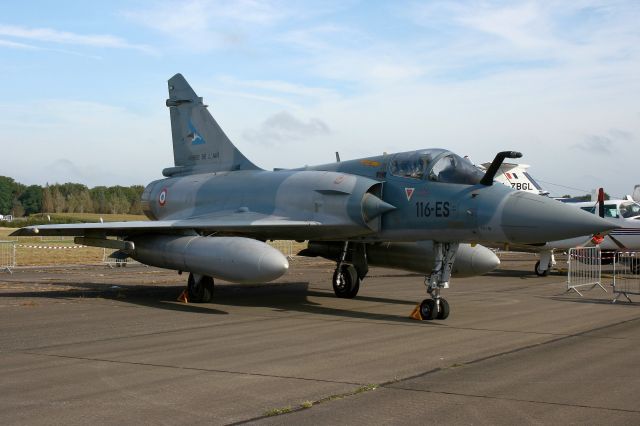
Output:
[
  {"xmin": 332, "ymin": 264, "xmax": 360, "ymax": 298},
  {"xmin": 419, "ymin": 242, "xmax": 458, "ymax": 320},
  {"xmin": 331, "ymin": 241, "xmax": 367, "ymax": 299}
]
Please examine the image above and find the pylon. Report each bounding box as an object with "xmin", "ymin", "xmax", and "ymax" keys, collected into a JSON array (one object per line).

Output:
[
  {"xmin": 177, "ymin": 289, "xmax": 189, "ymax": 303},
  {"xmin": 409, "ymin": 304, "xmax": 423, "ymax": 321}
]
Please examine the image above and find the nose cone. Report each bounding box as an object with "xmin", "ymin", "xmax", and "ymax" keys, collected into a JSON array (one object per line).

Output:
[
  {"xmin": 258, "ymin": 248, "xmax": 290, "ymax": 282},
  {"xmin": 454, "ymin": 244, "xmax": 500, "ymax": 277},
  {"xmin": 501, "ymin": 192, "xmax": 616, "ymax": 243}
]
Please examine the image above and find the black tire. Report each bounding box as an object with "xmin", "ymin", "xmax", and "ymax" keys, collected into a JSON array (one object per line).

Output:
[
  {"xmin": 419, "ymin": 299, "xmax": 437, "ymax": 320},
  {"xmin": 187, "ymin": 273, "xmax": 211, "ymax": 303},
  {"xmin": 332, "ymin": 264, "xmax": 360, "ymax": 298},
  {"xmin": 201, "ymin": 276, "xmax": 214, "ymax": 303},
  {"xmin": 436, "ymin": 298, "xmax": 450, "ymax": 320},
  {"xmin": 534, "ymin": 261, "xmax": 549, "ymax": 277}
]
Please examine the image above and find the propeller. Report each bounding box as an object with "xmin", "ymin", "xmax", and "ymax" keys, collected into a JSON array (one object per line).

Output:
[{"xmin": 589, "ymin": 187, "xmax": 626, "ymax": 249}]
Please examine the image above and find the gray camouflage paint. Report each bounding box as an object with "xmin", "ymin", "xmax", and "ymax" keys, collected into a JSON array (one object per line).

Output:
[{"xmin": 13, "ymin": 74, "xmax": 615, "ymax": 248}]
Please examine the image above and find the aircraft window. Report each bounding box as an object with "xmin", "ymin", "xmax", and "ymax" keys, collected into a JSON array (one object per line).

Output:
[
  {"xmin": 390, "ymin": 153, "xmax": 434, "ymax": 180},
  {"xmin": 604, "ymin": 204, "xmax": 619, "ymax": 218},
  {"xmin": 620, "ymin": 201, "xmax": 640, "ymax": 219},
  {"xmin": 580, "ymin": 206, "xmax": 595, "ymax": 214},
  {"xmin": 428, "ymin": 154, "xmax": 484, "ymax": 185}
]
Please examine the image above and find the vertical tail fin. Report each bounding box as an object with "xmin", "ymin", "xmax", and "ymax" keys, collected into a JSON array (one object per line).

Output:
[{"xmin": 163, "ymin": 73, "xmax": 260, "ymax": 177}]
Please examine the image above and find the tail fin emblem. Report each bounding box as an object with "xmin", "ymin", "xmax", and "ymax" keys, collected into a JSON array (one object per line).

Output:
[{"xmin": 187, "ymin": 120, "xmax": 206, "ymax": 145}]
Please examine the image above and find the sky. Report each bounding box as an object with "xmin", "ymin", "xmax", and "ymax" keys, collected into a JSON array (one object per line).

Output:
[{"xmin": 0, "ymin": 0, "xmax": 639, "ymax": 197}]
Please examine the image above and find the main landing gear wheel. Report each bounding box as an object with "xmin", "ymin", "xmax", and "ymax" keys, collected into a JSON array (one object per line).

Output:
[
  {"xmin": 436, "ymin": 298, "xmax": 450, "ymax": 320},
  {"xmin": 187, "ymin": 273, "xmax": 214, "ymax": 303},
  {"xmin": 420, "ymin": 298, "xmax": 450, "ymax": 320},
  {"xmin": 534, "ymin": 261, "xmax": 549, "ymax": 277},
  {"xmin": 332, "ymin": 264, "xmax": 360, "ymax": 299}
]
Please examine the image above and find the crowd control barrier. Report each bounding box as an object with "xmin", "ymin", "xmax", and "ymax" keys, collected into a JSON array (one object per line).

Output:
[
  {"xmin": 567, "ymin": 247, "xmax": 607, "ymax": 296},
  {"xmin": 0, "ymin": 241, "xmax": 16, "ymax": 274},
  {"xmin": 613, "ymin": 252, "xmax": 640, "ymax": 303},
  {"xmin": 103, "ymin": 249, "xmax": 141, "ymax": 268}
]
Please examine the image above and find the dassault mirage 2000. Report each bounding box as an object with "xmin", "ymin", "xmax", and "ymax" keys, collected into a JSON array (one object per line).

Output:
[{"xmin": 12, "ymin": 74, "xmax": 615, "ymax": 320}]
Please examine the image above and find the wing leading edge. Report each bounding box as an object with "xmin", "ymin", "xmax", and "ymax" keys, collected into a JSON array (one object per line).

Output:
[{"xmin": 10, "ymin": 212, "xmax": 321, "ymax": 238}]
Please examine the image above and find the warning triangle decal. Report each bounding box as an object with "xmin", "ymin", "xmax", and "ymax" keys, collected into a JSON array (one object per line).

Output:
[{"xmin": 405, "ymin": 188, "xmax": 415, "ymax": 201}]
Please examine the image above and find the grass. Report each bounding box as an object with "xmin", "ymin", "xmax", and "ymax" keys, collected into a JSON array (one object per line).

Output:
[
  {"xmin": 264, "ymin": 406, "xmax": 293, "ymax": 416},
  {"xmin": 261, "ymin": 383, "xmax": 380, "ymax": 419},
  {"xmin": 44, "ymin": 213, "xmax": 148, "ymax": 222},
  {"xmin": 354, "ymin": 384, "xmax": 378, "ymax": 393}
]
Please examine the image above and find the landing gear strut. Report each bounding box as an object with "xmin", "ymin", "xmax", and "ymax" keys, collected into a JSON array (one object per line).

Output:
[
  {"xmin": 187, "ymin": 272, "xmax": 214, "ymax": 303},
  {"xmin": 420, "ymin": 242, "xmax": 458, "ymax": 320},
  {"xmin": 534, "ymin": 250, "xmax": 555, "ymax": 277},
  {"xmin": 331, "ymin": 241, "xmax": 364, "ymax": 298}
]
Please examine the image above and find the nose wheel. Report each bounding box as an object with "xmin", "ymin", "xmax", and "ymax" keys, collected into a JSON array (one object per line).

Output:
[
  {"xmin": 332, "ymin": 264, "xmax": 360, "ymax": 298},
  {"xmin": 420, "ymin": 297, "xmax": 450, "ymax": 320}
]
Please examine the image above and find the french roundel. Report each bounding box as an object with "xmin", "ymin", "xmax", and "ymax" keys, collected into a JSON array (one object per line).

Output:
[{"xmin": 158, "ymin": 188, "xmax": 168, "ymax": 206}]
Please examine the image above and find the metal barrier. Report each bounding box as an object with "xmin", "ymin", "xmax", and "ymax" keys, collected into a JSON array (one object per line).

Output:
[
  {"xmin": 102, "ymin": 249, "xmax": 141, "ymax": 268},
  {"xmin": 567, "ymin": 247, "xmax": 607, "ymax": 296},
  {"xmin": 613, "ymin": 252, "xmax": 640, "ymax": 303},
  {"xmin": 0, "ymin": 241, "xmax": 16, "ymax": 273},
  {"xmin": 268, "ymin": 240, "xmax": 294, "ymax": 258}
]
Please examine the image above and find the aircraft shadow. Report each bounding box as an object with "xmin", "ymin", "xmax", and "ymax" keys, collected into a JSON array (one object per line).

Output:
[
  {"xmin": 0, "ymin": 281, "xmax": 228, "ymax": 315},
  {"xmin": 548, "ymin": 295, "xmax": 630, "ymax": 306},
  {"xmin": 0, "ymin": 280, "xmax": 437, "ymax": 323},
  {"xmin": 211, "ymin": 282, "xmax": 442, "ymax": 325},
  {"xmin": 486, "ymin": 269, "xmax": 565, "ymax": 278}
]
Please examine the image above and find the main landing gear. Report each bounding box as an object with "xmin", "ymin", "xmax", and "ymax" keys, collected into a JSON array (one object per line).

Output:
[
  {"xmin": 534, "ymin": 250, "xmax": 555, "ymax": 277},
  {"xmin": 332, "ymin": 242, "xmax": 367, "ymax": 298},
  {"xmin": 420, "ymin": 242, "xmax": 459, "ymax": 320},
  {"xmin": 187, "ymin": 272, "xmax": 214, "ymax": 303}
]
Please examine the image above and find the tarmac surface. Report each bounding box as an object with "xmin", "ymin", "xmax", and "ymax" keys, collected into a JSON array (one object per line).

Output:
[{"xmin": 1, "ymin": 254, "xmax": 639, "ymax": 425}]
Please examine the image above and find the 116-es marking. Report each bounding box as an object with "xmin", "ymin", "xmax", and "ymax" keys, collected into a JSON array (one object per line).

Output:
[{"xmin": 416, "ymin": 201, "xmax": 450, "ymax": 218}]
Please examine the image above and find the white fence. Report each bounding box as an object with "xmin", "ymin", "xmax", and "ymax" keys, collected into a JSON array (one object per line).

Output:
[
  {"xmin": 0, "ymin": 241, "xmax": 16, "ymax": 273},
  {"xmin": 567, "ymin": 247, "xmax": 607, "ymax": 296},
  {"xmin": 102, "ymin": 249, "xmax": 141, "ymax": 268},
  {"xmin": 613, "ymin": 252, "xmax": 640, "ymax": 303},
  {"xmin": 268, "ymin": 240, "xmax": 294, "ymax": 258}
]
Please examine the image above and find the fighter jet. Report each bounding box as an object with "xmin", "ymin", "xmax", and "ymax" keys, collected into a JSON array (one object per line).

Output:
[{"xmin": 11, "ymin": 74, "xmax": 615, "ymax": 320}]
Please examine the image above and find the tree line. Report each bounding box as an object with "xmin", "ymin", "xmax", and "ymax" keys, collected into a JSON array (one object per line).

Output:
[{"xmin": 0, "ymin": 176, "xmax": 145, "ymax": 217}]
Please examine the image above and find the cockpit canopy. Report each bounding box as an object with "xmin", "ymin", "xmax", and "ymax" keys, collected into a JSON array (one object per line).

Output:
[{"xmin": 389, "ymin": 150, "xmax": 484, "ymax": 185}]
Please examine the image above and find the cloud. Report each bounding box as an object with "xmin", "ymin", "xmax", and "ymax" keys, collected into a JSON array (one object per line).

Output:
[
  {"xmin": 0, "ymin": 38, "xmax": 39, "ymax": 50},
  {"xmin": 573, "ymin": 135, "xmax": 614, "ymax": 154},
  {"xmin": 123, "ymin": 0, "xmax": 291, "ymax": 51},
  {"xmin": 0, "ymin": 99, "xmax": 170, "ymax": 187},
  {"xmin": 0, "ymin": 24, "xmax": 155, "ymax": 54},
  {"xmin": 572, "ymin": 128, "xmax": 635, "ymax": 155},
  {"xmin": 243, "ymin": 111, "xmax": 330, "ymax": 145}
]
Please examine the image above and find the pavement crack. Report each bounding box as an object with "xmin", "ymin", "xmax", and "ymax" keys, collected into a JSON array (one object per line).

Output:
[
  {"xmin": 386, "ymin": 386, "xmax": 640, "ymax": 414},
  {"xmin": 230, "ymin": 383, "xmax": 381, "ymax": 425},
  {"xmin": 17, "ymin": 350, "xmax": 362, "ymax": 387},
  {"xmin": 394, "ymin": 316, "xmax": 640, "ymax": 385}
]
